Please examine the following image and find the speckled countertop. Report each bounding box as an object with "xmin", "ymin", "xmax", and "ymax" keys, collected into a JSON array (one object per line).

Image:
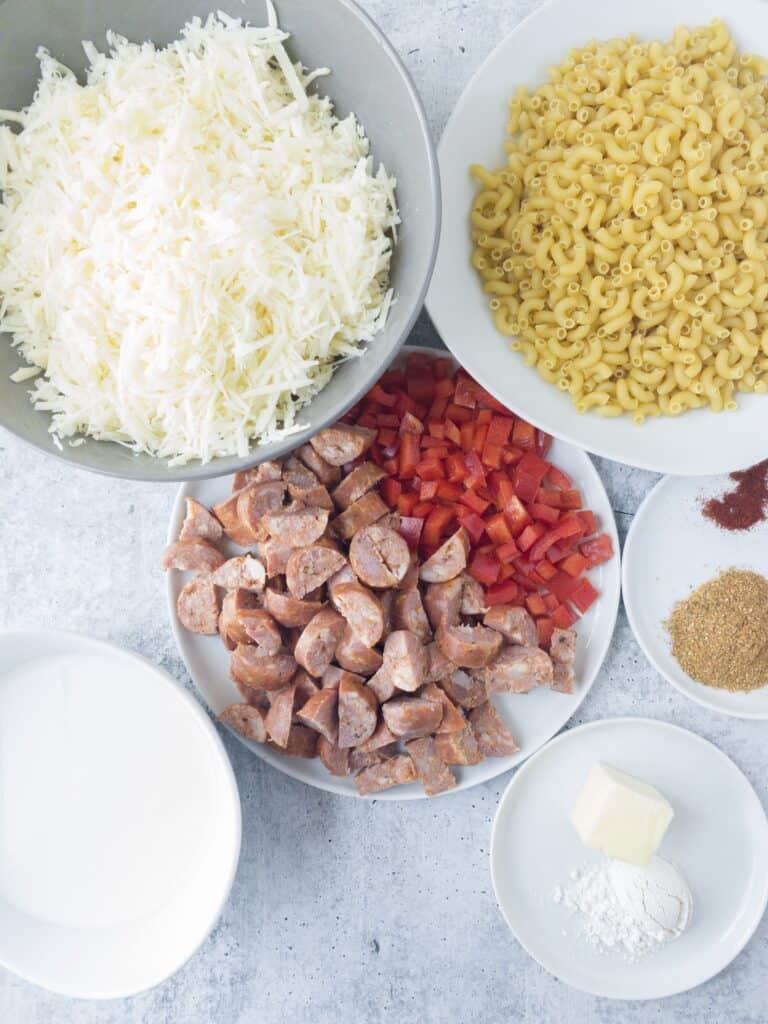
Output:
[{"xmin": 1, "ymin": 1, "xmax": 766, "ymax": 1021}]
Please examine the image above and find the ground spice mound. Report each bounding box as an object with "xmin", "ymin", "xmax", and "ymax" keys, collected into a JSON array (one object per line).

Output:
[
  {"xmin": 702, "ymin": 459, "xmax": 768, "ymax": 532},
  {"xmin": 666, "ymin": 569, "xmax": 768, "ymax": 692}
]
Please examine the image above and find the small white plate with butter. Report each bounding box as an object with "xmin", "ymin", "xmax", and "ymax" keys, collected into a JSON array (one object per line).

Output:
[{"xmin": 490, "ymin": 717, "xmax": 768, "ymax": 1000}]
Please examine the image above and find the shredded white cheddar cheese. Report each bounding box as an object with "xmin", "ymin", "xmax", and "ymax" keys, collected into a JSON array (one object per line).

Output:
[{"xmin": 0, "ymin": 5, "xmax": 398, "ymax": 464}]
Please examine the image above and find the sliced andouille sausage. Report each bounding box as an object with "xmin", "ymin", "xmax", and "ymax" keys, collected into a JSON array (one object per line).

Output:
[
  {"xmin": 294, "ymin": 608, "xmax": 346, "ymax": 677},
  {"xmin": 233, "ymin": 460, "xmax": 283, "ymax": 492},
  {"xmin": 424, "ymin": 577, "xmax": 463, "ymax": 631},
  {"xmin": 296, "ymin": 443, "xmax": 341, "ymax": 486},
  {"xmin": 550, "ymin": 627, "xmax": 577, "ymax": 665},
  {"xmin": 331, "ymin": 582, "xmax": 384, "ymax": 647},
  {"xmin": 382, "ymin": 695, "xmax": 442, "ymax": 740},
  {"xmin": 327, "ymin": 564, "xmax": 358, "ymax": 602},
  {"xmin": 437, "ymin": 623, "xmax": 503, "ymax": 669},
  {"xmin": 233, "ymin": 678, "xmax": 270, "ymax": 709},
  {"xmin": 356, "ymin": 719, "xmax": 397, "ymax": 753},
  {"xmin": 397, "ymin": 552, "xmax": 421, "ymax": 592},
  {"xmin": 220, "ymin": 589, "xmax": 261, "ymax": 645},
  {"xmin": 296, "ymin": 688, "xmax": 339, "ymax": 744},
  {"xmin": 293, "ymin": 669, "xmax": 319, "ymax": 708},
  {"xmin": 480, "ymin": 645, "xmax": 554, "ymax": 695},
  {"xmin": 285, "ymin": 545, "xmax": 347, "ymax": 600},
  {"xmin": 310, "ymin": 423, "xmax": 376, "ymax": 466},
  {"xmin": 265, "ymin": 683, "xmax": 296, "ymax": 748},
  {"xmin": 317, "ymin": 736, "xmax": 351, "ymax": 777},
  {"xmin": 335, "ymin": 627, "xmax": 383, "ymax": 675},
  {"xmin": 469, "ymin": 702, "xmax": 519, "ymax": 757},
  {"xmin": 219, "ymin": 613, "xmax": 236, "ymax": 652},
  {"xmin": 380, "ymin": 590, "xmax": 395, "ymax": 640},
  {"xmin": 265, "ymin": 586, "xmax": 325, "ymax": 628},
  {"xmin": 420, "ymin": 683, "xmax": 467, "ymax": 733},
  {"xmin": 383, "ymin": 630, "xmax": 427, "ymax": 692},
  {"xmin": 264, "ymin": 505, "xmax": 330, "ymax": 548},
  {"xmin": 230, "ymin": 644, "xmax": 297, "ymax": 691},
  {"xmin": 177, "ymin": 577, "xmax": 220, "ymax": 635},
  {"xmin": 211, "ymin": 554, "xmax": 266, "ymax": 592},
  {"xmin": 438, "ymin": 669, "xmax": 487, "ymax": 709},
  {"xmin": 237, "ymin": 480, "xmax": 287, "ymax": 544},
  {"xmin": 179, "ymin": 497, "xmax": 224, "ymax": 544},
  {"xmin": 419, "ymin": 527, "xmax": 470, "ymax": 584},
  {"xmin": 218, "ymin": 704, "xmax": 267, "ymax": 743},
  {"xmin": 483, "ymin": 605, "xmax": 538, "ymax": 646},
  {"xmin": 366, "ymin": 666, "xmax": 397, "ymax": 704},
  {"xmin": 280, "ymin": 724, "xmax": 319, "ymax": 758},
  {"xmin": 241, "ymin": 609, "xmax": 283, "ymax": 654},
  {"xmin": 321, "ymin": 666, "xmax": 364, "ymax": 691},
  {"xmin": 349, "ymin": 748, "xmax": 384, "ymax": 771},
  {"xmin": 461, "ymin": 575, "xmax": 488, "ymax": 617},
  {"xmin": 434, "ymin": 728, "xmax": 483, "ymax": 766},
  {"xmin": 212, "ymin": 491, "xmax": 255, "ymax": 547},
  {"xmin": 349, "ymin": 524, "xmax": 410, "ymax": 589},
  {"xmin": 337, "ymin": 675, "xmax": 379, "ymax": 748},
  {"xmin": 424, "ymin": 641, "xmax": 456, "ymax": 684},
  {"xmin": 259, "ymin": 539, "xmax": 294, "ymax": 579},
  {"xmin": 392, "ymin": 589, "xmax": 432, "ymax": 643},
  {"xmin": 162, "ymin": 539, "xmax": 226, "ymax": 573},
  {"xmin": 405, "ymin": 737, "xmax": 457, "ymax": 796},
  {"xmin": 331, "ymin": 461, "xmax": 387, "ymax": 510},
  {"xmin": 551, "ymin": 662, "xmax": 575, "ymax": 695},
  {"xmin": 354, "ymin": 754, "xmax": 417, "ymax": 796},
  {"xmin": 332, "ymin": 490, "xmax": 388, "ymax": 542}
]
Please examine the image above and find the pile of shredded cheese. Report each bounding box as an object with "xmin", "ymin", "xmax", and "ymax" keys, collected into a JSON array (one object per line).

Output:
[{"xmin": 0, "ymin": 5, "xmax": 398, "ymax": 464}]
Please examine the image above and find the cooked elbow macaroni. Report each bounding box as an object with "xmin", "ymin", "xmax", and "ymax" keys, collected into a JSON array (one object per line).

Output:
[{"xmin": 470, "ymin": 19, "xmax": 768, "ymax": 418}]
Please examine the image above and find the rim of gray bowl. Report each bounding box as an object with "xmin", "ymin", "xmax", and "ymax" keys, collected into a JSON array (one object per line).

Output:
[{"xmin": 0, "ymin": 0, "xmax": 441, "ymax": 483}]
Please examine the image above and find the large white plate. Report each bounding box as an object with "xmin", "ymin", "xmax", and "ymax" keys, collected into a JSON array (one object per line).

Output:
[
  {"xmin": 166, "ymin": 347, "xmax": 620, "ymax": 799},
  {"xmin": 427, "ymin": 0, "xmax": 768, "ymax": 475},
  {"xmin": 0, "ymin": 631, "xmax": 241, "ymax": 999},
  {"xmin": 491, "ymin": 718, "xmax": 768, "ymax": 999},
  {"xmin": 623, "ymin": 474, "xmax": 768, "ymax": 718}
]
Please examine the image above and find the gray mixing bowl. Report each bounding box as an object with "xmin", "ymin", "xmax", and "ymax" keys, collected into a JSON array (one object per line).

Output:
[{"xmin": 0, "ymin": 0, "xmax": 439, "ymax": 480}]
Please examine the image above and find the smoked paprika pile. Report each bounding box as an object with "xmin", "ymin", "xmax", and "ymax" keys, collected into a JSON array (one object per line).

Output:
[{"xmin": 702, "ymin": 459, "xmax": 768, "ymax": 532}]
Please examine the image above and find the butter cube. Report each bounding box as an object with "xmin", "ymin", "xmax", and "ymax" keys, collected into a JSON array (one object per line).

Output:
[{"xmin": 569, "ymin": 762, "xmax": 674, "ymax": 866}]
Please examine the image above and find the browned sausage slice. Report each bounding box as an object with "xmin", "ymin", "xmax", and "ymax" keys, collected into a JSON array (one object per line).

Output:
[
  {"xmin": 264, "ymin": 505, "xmax": 330, "ymax": 548},
  {"xmin": 331, "ymin": 462, "xmax": 387, "ymax": 510},
  {"xmin": 424, "ymin": 641, "xmax": 455, "ymax": 684},
  {"xmin": 434, "ymin": 728, "xmax": 483, "ymax": 766},
  {"xmin": 354, "ymin": 755, "xmax": 417, "ymax": 795},
  {"xmin": 349, "ymin": 525, "xmax": 410, "ymax": 589},
  {"xmin": 382, "ymin": 696, "xmax": 442, "ymax": 740},
  {"xmin": 293, "ymin": 669, "xmax": 319, "ymax": 707},
  {"xmin": 296, "ymin": 688, "xmax": 339, "ymax": 743},
  {"xmin": 310, "ymin": 424, "xmax": 376, "ymax": 466},
  {"xmin": 285, "ymin": 546, "xmax": 347, "ymax": 600},
  {"xmin": 437, "ymin": 623, "xmax": 503, "ymax": 669},
  {"xmin": 219, "ymin": 612, "xmax": 236, "ymax": 652},
  {"xmin": 332, "ymin": 490, "xmax": 388, "ymax": 542},
  {"xmin": 179, "ymin": 497, "xmax": 224, "ymax": 544},
  {"xmin": 233, "ymin": 460, "xmax": 283, "ymax": 491},
  {"xmin": 405, "ymin": 737, "xmax": 457, "ymax": 796},
  {"xmin": 424, "ymin": 578, "xmax": 463, "ymax": 631},
  {"xmin": 218, "ymin": 704, "xmax": 267, "ymax": 743},
  {"xmin": 392, "ymin": 589, "xmax": 432, "ymax": 643},
  {"xmin": 419, "ymin": 528, "xmax": 470, "ymax": 584},
  {"xmin": 241, "ymin": 609, "xmax": 282, "ymax": 654},
  {"xmin": 483, "ymin": 605, "xmax": 538, "ymax": 646},
  {"xmin": 280, "ymin": 724, "xmax": 318, "ymax": 758},
  {"xmin": 461, "ymin": 575, "xmax": 488, "ymax": 617},
  {"xmin": 366, "ymin": 666, "xmax": 397, "ymax": 703},
  {"xmin": 264, "ymin": 586, "xmax": 325, "ymax": 628},
  {"xmin": 349, "ymin": 748, "xmax": 387, "ymax": 772},
  {"xmin": 321, "ymin": 666, "xmax": 364, "ymax": 691},
  {"xmin": 259, "ymin": 540, "xmax": 293, "ymax": 579},
  {"xmin": 337, "ymin": 676, "xmax": 379, "ymax": 748},
  {"xmin": 296, "ymin": 444, "xmax": 341, "ymax": 486},
  {"xmin": 383, "ymin": 630, "xmax": 427, "ymax": 692},
  {"xmin": 230, "ymin": 644, "xmax": 296, "ymax": 691},
  {"xmin": 294, "ymin": 608, "xmax": 346, "ymax": 677},
  {"xmin": 318, "ymin": 736, "xmax": 351, "ymax": 776},
  {"xmin": 396, "ymin": 552, "xmax": 421, "ymax": 592},
  {"xmin": 551, "ymin": 662, "xmax": 575, "ymax": 694},
  {"xmin": 177, "ymin": 577, "xmax": 220, "ymax": 635},
  {"xmin": 335, "ymin": 627, "xmax": 383, "ymax": 675},
  {"xmin": 211, "ymin": 554, "xmax": 266, "ymax": 592},
  {"xmin": 265, "ymin": 684, "xmax": 296, "ymax": 747},
  {"xmin": 327, "ymin": 564, "xmax": 357, "ymax": 600},
  {"xmin": 356, "ymin": 719, "xmax": 397, "ymax": 753},
  {"xmin": 220, "ymin": 589, "xmax": 261, "ymax": 645},
  {"xmin": 550, "ymin": 627, "xmax": 577, "ymax": 664},
  {"xmin": 162, "ymin": 539, "xmax": 226, "ymax": 573},
  {"xmin": 469, "ymin": 702, "xmax": 519, "ymax": 757},
  {"xmin": 232, "ymin": 678, "xmax": 270, "ymax": 709},
  {"xmin": 380, "ymin": 590, "xmax": 395, "ymax": 640},
  {"xmin": 420, "ymin": 683, "xmax": 467, "ymax": 733},
  {"xmin": 480, "ymin": 645, "xmax": 553, "ymax": 694},
  {"xmin": 237, "ymin": 480, "xmax": 287, "ymax": 544},
  {"xmin": 331, "ymin": 583, "xmax": 384, "ymax": 647},
  {"xmin": 212, "ymin": 492, "xmax": 255, "ymax": 547},
  {"xmin": 438, "ymin": 669, "xmax": 487, "ymax": 709}
]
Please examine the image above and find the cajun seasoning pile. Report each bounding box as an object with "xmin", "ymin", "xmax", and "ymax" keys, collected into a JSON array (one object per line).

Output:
[
  {"xmin": 666, "ymin": 570, "xmax": 768, "ymax": 692},
  {"xmin": 702, "ymin": 459, "xmax": 768, "ymax": 532}
]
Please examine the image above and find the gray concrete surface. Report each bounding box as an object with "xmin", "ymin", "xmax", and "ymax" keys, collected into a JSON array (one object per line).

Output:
[{"xmin": 1, "ymin": 1, "xmax": 766, "ymax": 1021}]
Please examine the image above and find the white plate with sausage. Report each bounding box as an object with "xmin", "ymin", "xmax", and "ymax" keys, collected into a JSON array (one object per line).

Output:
[{"xmin": 165, "ymin": 348, "xmax": 621, "ymax": 798}]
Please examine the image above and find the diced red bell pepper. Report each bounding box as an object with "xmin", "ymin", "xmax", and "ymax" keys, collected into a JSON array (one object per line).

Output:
[
  {"xmin": 435, "ymin": 377, "xmax": 454, "ymax": 398},
  {"xmin": 485, "ymin": 512, "xmax": 514, "ymax": 546},
  {"xmin": 535, "ymin": 429, "xmax": 553, "ymax": 457},
  {"xmin": 558, "ymin": 489, "xmax": 584, "ymax": 510},
  {"xmin": 570, "ymin": 578, "xmax": 600, "ymax": 613},
  {"xmin": 398, "ymin": 516, "xmax": 424, "ymax": 551},
  {"xmin": 473, "ymin": 423, "xmax": 489, "ymax": 454},
  {"xmin": 547, "ymin": 571, "xmax": 582, "ymax": 603},
  {"xmin": 380, "ymin": 477, "xmax": 401, "ymax": 506},
  {"xmin": 382, "ymin": 457, "xmax": 399, "ymax": 476},
  {"xmin": 454, "ymin": 373, "xmax": 478, "ymax": 408},
  {"xmin": 543, "ymin": 593, "xmax": 559, "ymax": 612},
  {"xmin": 486, "ymin": 580, "xmax": 521, "ymax": 606},
  {"xmin": 378, "ymin": 413, "xmax": 399, "ymax": 428},
  {"xmin": 427, "ymin": 397, "xmax": 448, "ymax": 421},
  {"xmin": 399, "ymin": 432, "xmax": 420, "ymax": 479},
  {"xmin": 433, "ymin": 358, "xmax": 452, "ymax": 380},
  {"xmin": 463, "ymin": 451, "xmax": 486, "ymax": 489},
  {"xmin": 378, "ymin": 428, "xmax": 397, "ymax": 448},
  {"xmin": 513, "ymin": 452, "xmax": 550, "ymax": 502},
  {"xmin": 457, "ymin": 509, "xmax": 486, "ymax": 544},
  {"xmin": 529, "ymin": 516, "xmax": 584, "ymax": 562},
  {"xmin": 502, "ymin": 445, "xmax": 524, "ymax": 466},
  {"xmin": 460, "ymin": 422, "xmax": 475, "ymax": 452},
  {"xmin": 486, "ymin": 415, "xmax": 514, "ymax": 446},
  {"xmin": 536, "ymin": 559, "xmax": 557, "ymax": 581},
  {"xmin": 468, "ymin": 552, "xmax": 501, "ymax": 587},
  {"xmin": 427, "ymin": 421, "xmax": 445, "ymax": 440},
  {"xmin": 397, "ymin": 491, "xmax": 418, "ymax": 516},
  {"xmin": 512, "ymin": 419, "xmax": 536, "ymax": 450},
  {"xmin": 445, "ymin": 453, "xmax": 469, "ymax": 483},
  {"xmin": 446, "ymin": 403, "xmax": 474, "ymax": 424},
  {"xmin": 504, "ymin": 494, "xmax": 532, "ymax": 536},
  {"xmin": 406, "ymin": 364, "xmax": 436, "ymax": 403},
  {"xmin": 525, "ymin": 593, "xmax": 547, "ymax": 617},
  {"xmin": 535, "ymin": 488, "xmax": 563, "ymax": 508},
  {"xmin": 460, "ymin": 488, "xmax": 490, "ymax": 516},
  {"xmin": 365, "ymin": 383, "xmax": 397, "ymax": 408},
  {"xmin": 415, "ymin": 459, "xmax": 444, "ymax": 482},
  {"xmin": 536, "ymin": 617, "xmax": 555, "ymax": 645},
  {"xmin": 435, "ymin": 480, "xmax": 463, "ymax": 502},
  {"xmin": 476, "ymin": 409, "xmax": 492, "ymax": 426},
  {"xmin": 552, "ymin": 603, "xmax": 579, "ymax": 629},
  {"xmin": 413, "ymin": 500, "xmax": 436, "ymax": 519},
  {"xmin": 518, "ymin": 522, "xmax": 546, "ymax": 552},
  {"xmin": 419, "ymin": 480, "xmax": 439, "ymax": 500},
  {"xmin": 496, "ymin": 540, "xmax": 520, "ymax": 563},
  {"xmin": 560, "ymin": 552, "xmax": 588, "ymax": 577},
  {"xmin": 577, "ymin": 510, "xmax": 598, "ymax": 536},
  {"xmin": 529, "ymin": 502, "xmax": 560, "ymax": 525},
  {"xmin": 580, "ymin": 533, "xmax": 614, "ymax": 567},
  {"xmin": 400, "ymin": 411, "xmax": 424, "ymax": 435},
  {"xmin": 512, "ymin": 572, "xmax": 539, "ymax": 593},
  {"xmin": 481, "ymin": 441, "xmax": 503, "ymax": 469},
  {"xmin": 422, "ymin": 504, "xmax": 456, "ymax": 548},
  {"xmin": 547, "ymin": 466, "xmax": 572, "ymax": 490},
  {"xmin": 443, "ymin": 420, "xmax": 461, "ymax": 446}
]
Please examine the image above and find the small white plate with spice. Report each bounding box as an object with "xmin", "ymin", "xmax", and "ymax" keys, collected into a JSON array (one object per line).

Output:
[
  {"xmin": 622, "ymin": 466, "xmax": 768, "ymax": 719},
  {"xmin": 490, "ymin": 718, "xmax": 768, "ymax": 1000}
]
